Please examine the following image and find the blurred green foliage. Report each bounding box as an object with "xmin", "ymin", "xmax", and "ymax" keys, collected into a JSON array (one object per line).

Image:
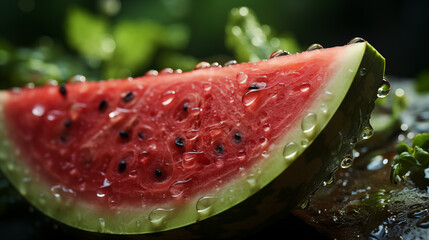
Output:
[
  {"xmin": 0, "ymin": 1, "xmax": 301, "ymax": 88},
  {"xmin": 226, "ymin": 7, "xmax": 300, "ymax": 62},
  {"xmin": 415, "ymin": 71, "xmax": 429, "ymax": 94}
]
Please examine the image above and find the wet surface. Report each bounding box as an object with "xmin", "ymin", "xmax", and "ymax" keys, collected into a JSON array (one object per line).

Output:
[{"xmin": 291, "ymin": 78, "xmax": 429, "ymax": 240}]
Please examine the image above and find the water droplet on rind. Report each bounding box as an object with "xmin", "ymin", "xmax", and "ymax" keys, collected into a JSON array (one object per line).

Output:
[
  {"xmin": 340, "ymin": 154, "xmax": 354, "ymax": 169},
  {"xmin": 359, "ymin": 67, "xmax": 367, "ymax": 76},
  {"xmin": 196, "ymin": 196, "xmax": 217, "ymax": 219},
  {"xmin": 283, "ymin": 142, "xmax": 298, "ymax": 160},
  {"xmin": 149, "ymin": 208, "xmax": 174, "ymax": 228},
  {"xmin": 299, "ymin": 197, "xmax": 310, "ymax": 209},
  {"xmin": 98, "ymin": 218, "xmax": 106, "ymax": 232},
  {"xmin": 322, "ymin": 175, "xmax": 335, "ymax": 186},
  {"xmin": 246, "ymin": 174, "xmax": 258, "ymax": 190},
  {"xmin": 361, "ymin": 125, "xmax": 374, "ymax": 140},
  {"xmin": 377, "ymin": 78, "xmax": 391, "ymax": 98},
  {"xmin": 301, "ymin": 113, "xmax": 317, "ymax": 137}
]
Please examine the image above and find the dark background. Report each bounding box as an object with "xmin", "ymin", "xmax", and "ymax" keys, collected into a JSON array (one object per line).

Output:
[{"xmin": 0, "ymin": 0, "xmax": 428, "ymax": 79}]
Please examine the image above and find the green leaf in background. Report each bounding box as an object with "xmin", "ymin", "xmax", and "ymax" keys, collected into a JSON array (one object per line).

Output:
[
  {"xmin": 65, "ymin": 5, "xmax": 191, "ymax": 79},
  {"xmin": 225, "ymin": 6, "xmax": 300, "ymax": 62},
  {"xmin": 65, "ymin": 7, "xmax": 113, "ymax": 63},
  {"xmin": 104, "ymin": 21, "xmax": 190, "ymax": 79},
  {"xmin": 0, "ymin": 37, "xmax": 87, "ymax": 87}
]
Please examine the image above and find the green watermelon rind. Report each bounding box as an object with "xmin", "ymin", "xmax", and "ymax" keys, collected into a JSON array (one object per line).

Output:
[{"xmin": 0, "ymin": 42, "xmax": 385, "ymax": 236}]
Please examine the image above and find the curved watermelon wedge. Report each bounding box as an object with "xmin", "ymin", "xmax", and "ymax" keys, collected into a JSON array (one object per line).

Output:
[{"xmin": 0, "ymin": 41, "xmax": 385, "ymax": 236}]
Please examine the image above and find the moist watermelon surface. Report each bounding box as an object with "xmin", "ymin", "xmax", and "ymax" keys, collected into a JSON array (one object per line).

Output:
[{"xmin": 0, "ymin": 41, "xmax": 385, "ymax": 235}]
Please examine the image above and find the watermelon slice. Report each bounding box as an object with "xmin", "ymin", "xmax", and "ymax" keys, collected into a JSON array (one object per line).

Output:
[{"xmin": 0, "ymin": 41, "xmax": 385, "ymax": 236}]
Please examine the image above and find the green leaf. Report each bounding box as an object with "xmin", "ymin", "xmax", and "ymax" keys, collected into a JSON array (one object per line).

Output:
[
  {"xmin": 414, "ymin": 146, "xmax": 429, "ymax": 165},
  {"xmin": 412, "ymin": 133, "xmax": 429, "ymax": 150},
  {"xmin": 65, "ymin": 6, "xmax": 112, "ymax": 61},
  {"xmin": 390, "ymin": 133, "xmax": 429, "ymax": 186},
  {"xmin": 225, "ymin": 7, "xmax": 300, "ymax": 62},
  {"xmin": 103, "ymin": 21, "xmax": 189, "ymax": 79},
  {"xmin": 395, "ymin": 142, "xmax": 412, "ymax": 154}
]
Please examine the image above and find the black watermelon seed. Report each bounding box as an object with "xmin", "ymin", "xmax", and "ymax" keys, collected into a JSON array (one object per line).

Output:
[
  {"xmin": 123, "ymin": 92, "xmax": 134, "ymax": 103},
  {"xmin": 98, "ymin": 99, "xmax": 108, "ymax": 112},
  {"xmin": 60, "ymin": 134, "xmax": 67, "ymax": 142},
  {"xmin": 215, "ymin": 144, "xmax": 225, "ymax": 153},
  {"xmin": 155, "ymin": 169, "xmax": 162, "ymax": 177},
  {"xmin": 248, "ymin": 84, "xmax": 259, "ymax": 90},
  {"xmin": 59, "ymin": 84, "xmax": 67, "ymax": 96},
  {"xmin": 234, "ymin": 132, "xmax": 242, "ymax": 142},
  {"xmin": 138, "ymin": 131, "xmax": 145, "ymax": 139},
  {"xmin": 64, "ymin": 119, "xmax": 71, "ymax": 128},
  {"xmin": 119, "ymin": 130, "xmax": 129, "ymax": 139},
  {"xmin": 118, "ymin": 161, "xmax": 127, "ymax": 172},
  {"xmin": 183, "ymin": 102, "xmax": 189, "ymax": 111},
  {"xmin": 175, "ymin": 137, "xmax": 185, "ymax": 147}
]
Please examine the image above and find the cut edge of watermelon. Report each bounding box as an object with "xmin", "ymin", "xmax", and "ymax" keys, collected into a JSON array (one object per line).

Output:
[{"xmin": 0, "ymin": 42, "xmax": 382, "ymax": 234}]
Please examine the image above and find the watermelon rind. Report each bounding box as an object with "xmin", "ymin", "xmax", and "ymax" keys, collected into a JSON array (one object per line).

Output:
[{"xmin": 0, "ymin": 41, "xmax": 385, "ymax": 237}]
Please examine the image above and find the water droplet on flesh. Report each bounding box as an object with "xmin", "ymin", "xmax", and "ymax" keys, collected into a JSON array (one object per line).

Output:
[
  {"xmin": 159, "ymin": 68, "xmax": 173, "ymax": 74},
  {"xmin": 301, "ymin": 113, "xmax": 317, "ymax": 137},
  {"xmin": 46, "ymin": 79, "xmax": 58, "ymax": 86},
  {"xmin": 236, "ymin": 72, "xmax": 248, "ymax": 84},
  {"xmin": 242, "ymin": 90, "xmax": 259, "ymax": 107},
  {"xmin": 210, "ymin": 62, "xmax": 221, "ymax": 67},
  {"xmin": 299, "ymin": 83, "xmax": 310, "ymax": 92},
  {"xmin": 68, "ymin": 75, "xmax": 87, "ymax": 83},
  {"xmin": 306, "ymin": 43, "xmax": 323, "ymax": 51},
  {"xmin": 193, "ymin": 61, "xmax": 210, "ymax": 70},
  {"xmin": 145, "ymin": 69, "xmax": 158, "ymax": 76},
  {"xmin": 32, "ymin": 104, "xmax": 45, "ymax": 117},
  {"xmin": 169, "ymin": 179, "xmax": 191, "ymax": 198},
  {"xmin": 161, "ymin": 91, "xmax": 176, "ymax": 106},
  {"xmin": 96, "ymin": 189, "xmax": 106, "ymax": 198},
  {"xmin": 283, "ymin": 142, "xmax": 298, "ymax": 160},
  {"xmin": 269, "ymin": 49, "xmax": 290, "ymax": 59},
  {"xmin": 224, "ymin": 60, "xmax": 237, "ymax": 67},
  {"xmin": 377, "ymin": 78, "xmax": 391, "ymax": 98}
]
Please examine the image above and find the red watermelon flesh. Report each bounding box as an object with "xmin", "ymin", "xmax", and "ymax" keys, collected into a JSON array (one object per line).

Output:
[{"xmin": 0, "ymin": 41, "xmax": 385, "ymax": 234}]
